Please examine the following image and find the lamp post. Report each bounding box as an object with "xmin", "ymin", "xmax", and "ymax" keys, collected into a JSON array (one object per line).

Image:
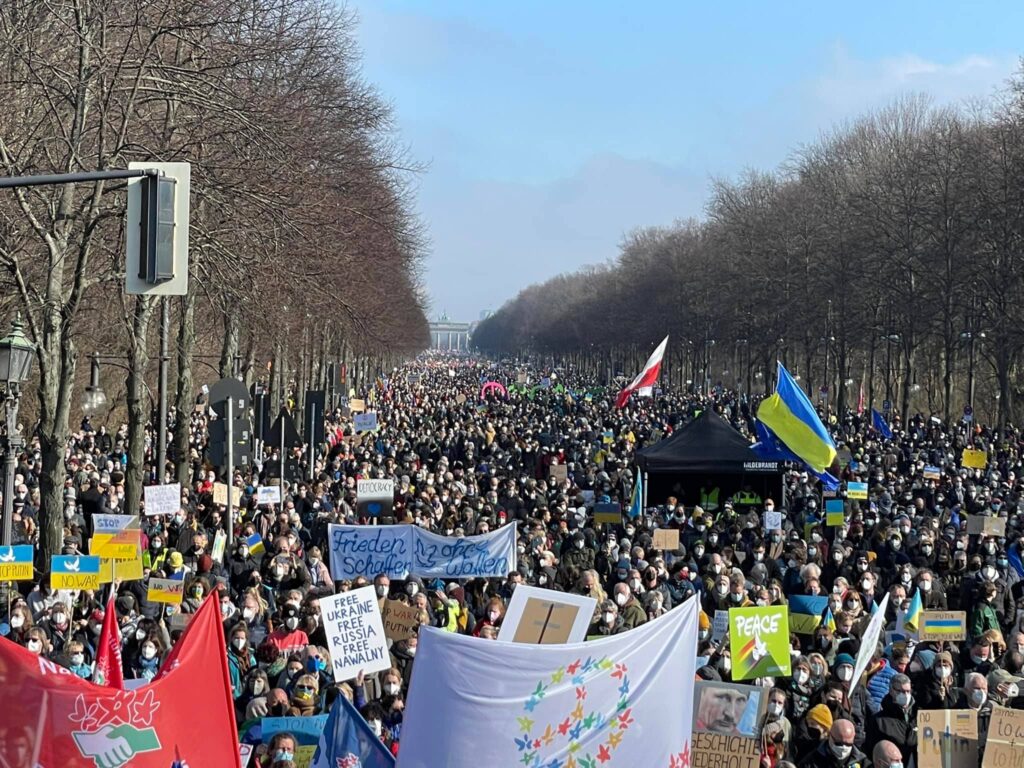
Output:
[
  {"xmin": 0, "ymin": 313, "xmax": 35, "ymax": 546},
  {"xmin": 81, "ymin": 353, "xmax": 108, "ymax": 418}
]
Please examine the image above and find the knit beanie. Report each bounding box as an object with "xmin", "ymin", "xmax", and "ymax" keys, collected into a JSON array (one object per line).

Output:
[{"xmin": 806, "ymin": 703, "xmax": 834, "ymax": 732}]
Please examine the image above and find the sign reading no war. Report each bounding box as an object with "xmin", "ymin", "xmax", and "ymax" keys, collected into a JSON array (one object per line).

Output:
[{"xmin": 328, "ymin": 523, "xmax": 517, "ymax": 580}]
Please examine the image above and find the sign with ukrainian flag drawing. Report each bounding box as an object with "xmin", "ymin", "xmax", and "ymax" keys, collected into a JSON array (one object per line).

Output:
[
  {"xmin": 729, "ymin": 605, "xmax": 791, "ymax": 681},
  {"xmin": 0, "ymin": 545, "xmax": 34, "ymax": 581},
  {"xmin": 920, "ymin": 611, "xmax": 967, "ymax": 642},
  {"xmin": 51, "ymin": 555, "xmax": 101, "ymax": 590},
  {"xmin": 91, "ymin": 514, "xmax": 142, "ymax": 559},
  {"xmin": 847, "ymin": 482, "xmax": 868, "ymax": 500},
  {"xmin": 147, "ymin": 577, "xmax": 185, "ymax": 605}
]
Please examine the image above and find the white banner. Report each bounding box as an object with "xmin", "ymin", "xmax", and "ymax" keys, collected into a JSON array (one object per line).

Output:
[
  {"xmin": 328, "ymin": 523, "xmax": 517, "ymax": 581},
  {"xmin": 143, "ymin": 483, "xmax": 181, "ymax": 517},
  {"xmin": 322, "ymin": 585, "xmax": 390, "ymax": 683},
  {"xmin": 398, "ymin": 596, "xmax": 699, "ymax": 768},
  {"xmin": 852, "ymin": 593, "xmax": 889, "ymax": 690}
]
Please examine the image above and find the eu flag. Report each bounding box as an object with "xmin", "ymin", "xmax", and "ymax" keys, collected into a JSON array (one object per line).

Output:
[
  {"xmin": 311, "ymin": 693, "xmax": 395, "ymax": 768},
  {"xmin": 871, "ymin": 409, "xmax": 893, "ymax": 440}
]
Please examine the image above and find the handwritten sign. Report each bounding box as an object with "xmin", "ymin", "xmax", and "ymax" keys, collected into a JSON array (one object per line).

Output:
[
  {"xmin": 548, "ymin": 464, "xmax": 568, "ymax": 484},
  {"xmin": 967, "ymin": 515, "xmax": 1006, "ymax": 536},
  {"xmin": 353, "ymin": 412, "xmax": 378, "ymax": 433},
  {"xmin": 256, "ymin": 485, "xmax": 282, "ymax": 506},
  {"xmin": 692, "ymin": 732, "xmax": 760, "ymax": 768},
  {"xmin": 983, "ymin": 706, "xmax": 1024, "ymax": 768},
  {"xmin": 920, "ymin": 611, "xmax": 967, "ymax": 642},
  {"xmin": 919, "ymin": 709, "xmax": 977, "ymax": 768},
  {"xmin": 143, "ymin": 483, "xmax": 182, "ymax": 517},
  {"xmin": 652, "ymin": 528, "xmax": 680, "ymax": 551},
  {"xmin": 382, "ymin": 599, "xmax": 421, "ymax": 641},
  {"xmin": 357, "ymin": 478, "xmax": 394, "ymax": 519},
  {"xmin": 212, "ymin": 482, "xmax": 241, "ymax": 507},
  {"xmin": 322, "ymin": 586, "xmax": 390, "ymax": 682},
  {"xmin": 763, "ymin": 510, "xmax": 783, "ymax": 531},
  {"xmin": 348, "ymin": 398, "xmax": 366, "ymax": 413},
  {"xmin": 261, "ymin": 715, "xmax": 329, "ymax": 746},
  {"xmin": 147, "ymin": 577, "xmax": 185, "ymax": 605}
]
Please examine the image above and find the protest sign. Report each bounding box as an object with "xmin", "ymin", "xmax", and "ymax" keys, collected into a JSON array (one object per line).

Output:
[
  {"xmin": 261, "ymin": 715, "xmax": 329, "ymax": 746},
  {"xmin": 169, "ymin": 613, "xmax": 194, "ymax": 633},
  {"xmin": 293, "ymin": 745, "xmax": 316, "ymax": 768},
  {"xmin": 593, "ymin": 502, "xmax": 622, "ymax": 525},
  {"xmin": 983, "ymin": 706, "xmax": 1024, "ymax": 768},
  {"xmin": 382, "ymin": 599, "xmax": 421, "ymax": 642},
  {"xmin": 693, "ymin": 680, "xmax": 766, "ymax": 737},
  {"xmin": 728, "ymin": 605, "xmax": 791, "ymax": 680},
  {"xmin": 920, "ymin": 611, "xmax": 967, "ymax": 642},
  {"xmin": 239, "ymin": 743, "xmax": 253, "ymax": 767},
  {"xmin": 51, "ymin": 555, "xmax": 101, "ymax": 590},
  {"xmin": 852, "ymin": 593, "xmax": 889, "ymax": 688},
  {"xmin": 211, "ymin": 530, "xmax": 227, "ymax": 564},
  {"xmin": 836, "ymin": 448, "xmax": 853, "ymax": 469},
  {"xmin": 143, "ymin": 483, "xmax": 182, "ymax": 516},
  {"xmin": 349, "ymin": 398, "xmax": 366, "ymax": 413},
  {"xmin": 322, "ymin": 586, "xmax": 390, "ymax": 682},
  {"xmin": 923, "ymin": 465, "xmax": 942, "ymax": 480},
  {"xmin": 212, "ymin": 482, "xmax": 241, "ymax": 507},
  {"xmin": 691, "ymin": 732, "xmax": 760, "ymax": 768},
  {"xmin": 712, "ymin": 610, "xmax": 730, "ymax": 643},
  {"xmin": 356, "ymin": 478, "xmax": 394, "ymax": 519},
  {"xmin": 147, "ymin": 577, "xmax": 185, "ymax": 605},
  {"xmin": 353, "ymin": 412, "xmax": 378, "ymax": 433},
  {"xmin": 548, "ymin": 464, "xmax": 568, "ymax": 484},
  {"xmin": 0, "ymin": 545, "xmax": 34, "ymax": 581},
  {"xmin": 328, "ymin": 523, "xmax": 517, "ymax": 581},
  {"xmin": 94, "ymin": 539, "xmax": 144, "ymax": 584},
  {"xmin": 256, "ymin": 485, "xmax": 282, "ymax": 506},
  {"xmin": 825, "ymin": 499, "xmax": 845, "ymax": 527},
  {"xmin": 918, "ymin": 709, "xmax": 978, "ymax": 768},
  {"xmin": 498, "ymin": 585, "xmax": 596, "ymax": 644},
  {"xmin": 967, "ymin": 515, "xmax": 1006, "ymax": 536},
  {"xmin": 455, "ymin": 393, "xmax": 467, "ymax": 405},
  {"xmin": 652, "ymin": 528, "xmax": 680, "ymax": 552},
  {"xmin": 847, "ymin": 482, "xmax": 868, "ymax": 500},
  {"xmin": 91, "ymin": 514, "xmax": 141, "ymax": 559},
  {"xmin": 763, "ymin": 510, "xmax": 783, "ymax": 531},
  {"xmin": 962, "ymin": 448, "xmax": 988, "ymax": 470}
]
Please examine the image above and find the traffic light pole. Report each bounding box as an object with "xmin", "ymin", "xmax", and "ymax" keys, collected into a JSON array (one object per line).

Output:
[
  {"xmin": 156, "ymin": 297, "xmax": 169, "ymax": 484},
  {"xmin": 226, "ymin": 397, "xmax": 234, "ymax": 548},
  {"xmin": 0, "ymin": 168, "xmax": 160, "ymax": 188}
]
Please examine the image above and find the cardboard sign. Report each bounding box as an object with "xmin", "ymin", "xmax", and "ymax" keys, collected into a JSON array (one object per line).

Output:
[
  {"xmin": 498, "ymin": 585, "xmax": 597, "ymax": 645},
  {"xmin": 691, "ymin": 732, "xmax": 760, "ymax": 768},
  {"xmin": 693, "ymin": 680, "xmax": 766, "ymax": 737},
  {"xmin": 256, "ymin": 485, "xmax": 282, "ymax": 506},
  {"xmin": 455, "ymin": 394, "xmax": 467, "ymax": 405},
  {"xmin": 212, "ymin": 482, "xmax": 241, "ymax": 507},
  {"xmin": 652, "ymin": 528, "xmax": 680, "ymax": 552},
  {"xmin": 51, "ymin": 555, "xmax": 101, "ymax": 590},
  {"xmin": 712, "ymin": 610, "xmax": 730, "ymax": 643},
  {"xmin": 147, "ymin": 577, "xmax": 185, "ymax": 605},
  {"xmin": 548, "ymin": 464, "xmax": 568, "ymax": 484},
  {"xmin": 983, "ymin": 706, "xmax": 1024, "ymax": 768},
  {"xmin": 349, "ymin": 398, "xmax": 366, "ymax": 413},
  {"xmin": 763, "ymin": 510, "xmax": 782, "ymax": 531},
  {"xmin": 847, "ymin": 482, "xmax": 868, "ymax": 500},
  {"xmin": 353, "ymin": 412, "xmax": 378, "ymax": 434},
  {"xmin": 918, "ymin": 709, "xmax": 978, "ymax": 768},
  {"xmin": 382, "ymin": 599, "xmax": 421, "ymax": 642},
  {"xmin": 357, "ymin": 478, "xmax": 395, "ymax": 519},
  {"xmin": 91, "ymin": 514, "xmax": 142, "ymax": 559},
  {"xmin": 0, "ymin": 545, "xmax": 34, "ymax": 581},
  {"xmin": 94, "ymin": 539, "xmax": 144, "ymax": 584},
  {"xmin": 728, "ymin": 605, "xmax": 791, "ymax": 680},
  {"xmin": 322, "ymin": 586, "xmax": 390, "ymax": 682},
  {"xmin": 593, "ymin": 502, "xmax": 622, "ymax": 525},
  {"xmin": 962, "ymin": 448, "xmax": 988, "ymax": 470},
  {"xmin": 967, "ymin": 515, "xmax": 1006, "ymax": 536},
  {"xmin": 920, "ymin": 611, "xmax": 967, "ymax": 642},
  {"xmin": 143, "ymin": 483, "xmax": 182, "ymax": 517}
]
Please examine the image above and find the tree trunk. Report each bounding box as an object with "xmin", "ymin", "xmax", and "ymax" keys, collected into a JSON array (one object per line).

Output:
[
  {"xmin": 173, "ymin": 291, "xmax": 196, "ymax": 487},
  {"xmin": 36, "ymin": 324, "xmax": 76, "ymax": 563},
  {"xmin": 124, "ymin": 296, "xmax": 155, "ymax": 516}
]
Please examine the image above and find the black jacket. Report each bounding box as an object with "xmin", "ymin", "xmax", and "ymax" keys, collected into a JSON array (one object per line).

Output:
[
  {"xmin": 865, "ymin": 694, "xmax": 917, "ymax": 767},
  {"xmin": 798, "ymin": 741, "xmax": 867, "ymax": 768}
]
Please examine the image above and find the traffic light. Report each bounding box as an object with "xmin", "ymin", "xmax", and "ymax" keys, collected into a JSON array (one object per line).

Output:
[
  {"xmin": 124, "ymin": 161, "xmax": 190, "ymax": 296},
  {"xmin": 138, "ymin": 174, "xmax": 176, "ymax": 284}
]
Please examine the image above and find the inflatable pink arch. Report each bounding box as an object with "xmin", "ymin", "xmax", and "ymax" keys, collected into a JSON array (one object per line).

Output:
[{"xmin": 479, "ymin": 381, "xmax": 508, "ymax": 400}]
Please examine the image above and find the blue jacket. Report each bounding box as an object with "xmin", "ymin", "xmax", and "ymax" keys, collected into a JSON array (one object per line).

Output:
[{"xmin": 866, "ymin": 659, "xmax": 897, "ymax": 714}]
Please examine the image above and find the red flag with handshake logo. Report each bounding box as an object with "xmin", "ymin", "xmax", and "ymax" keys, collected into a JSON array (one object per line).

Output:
[
  {"xmin": 0, "ymin": 594, "xmax": 241, "ymax": 768},
  {"xmin": 92, "ymin": 595, "xmax": 124, "ymax": 690}
]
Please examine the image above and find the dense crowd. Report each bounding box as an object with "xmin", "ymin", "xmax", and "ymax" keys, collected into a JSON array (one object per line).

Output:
[{"xmin": 2, "ymin": 355, "xmax": 1023, "ymax": 767}]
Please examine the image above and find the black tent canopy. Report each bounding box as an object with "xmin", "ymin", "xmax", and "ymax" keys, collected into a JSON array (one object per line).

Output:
[{"xmin": 636, "ymin": 410, "xmax": 783, "ymax": 509}]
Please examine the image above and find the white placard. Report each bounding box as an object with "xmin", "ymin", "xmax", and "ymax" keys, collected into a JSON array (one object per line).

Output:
[
  {"xmin": 143, "ymin": 483, "xmax": 182, "ymax": 517},
  {"xmin": 256, "ymin": 485, "xmax": 282, "ymax": 506},
  {"xmin": 322, "ymin": 585, "xmax": 390, "ymax": 682},
  {"xmin": 353, "ymin": 412, "xmax": 378, "ymax": 434},
  {"xmin": 497, "ymin": 585, "xmax": 596, "ymax": 644},
  {"xmin": 763, "ymin": 510, "xmax": 783, "ymax": 531},
  {"xmin": 712, "ymin": 609, "xmax": 730, "ymax": 642}
]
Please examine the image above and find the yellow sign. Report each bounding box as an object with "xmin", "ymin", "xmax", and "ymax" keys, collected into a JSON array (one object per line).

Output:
[
  {"xmin": 0, "ymin": 546, "xmax": 34, "ymax": 581},
  {"xmin": 962, "ymin": 448, "xmax": 988, "ymax": 470},
  {"xmin": 91, "ymin": 514, "xmax": 142, "ymax": 559},
  {"xmin": 147, "ymin": 577, "xmax": 185, "ymax": 605},
  {"xmin": 93, "ymin": 539, "xmax": 145, "ymax": 584},
  {"xmin": 52, "ymin": 572, "xmax": 101, "ymax": 591}
]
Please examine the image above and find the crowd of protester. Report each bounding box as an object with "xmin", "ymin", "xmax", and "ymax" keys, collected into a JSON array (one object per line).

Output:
[{"xmin": 1, "ymin": 354, "xmax": 1022, "ymax": 767}]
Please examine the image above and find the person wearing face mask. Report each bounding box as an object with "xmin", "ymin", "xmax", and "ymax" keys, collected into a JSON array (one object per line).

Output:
[
  {"xmin": 963, "ymin": 636, "xmax": 995, "ymax": 678},
  {"xmin": 800, "ymin": 719, "xmax": 865, "ymax": 768},
  {"xmin": 612, "ymin": 582, "xmax": 647, "ymax": 630},
  {"xmin": 130, "ymin": 636, "xmax": 164, "ymax": 681},
  {"xmin": 763, "ymin": 688, "xmax": 793, "ymax": 757},
  {"xmin": 304, "ymin": 546, "xmax": 335, "ymax": 597},
  {"xmin": 986, "ymin": 667, "xmax": 1024, "ymax": 709},
  {"xmin": 65, "ymin": 640, "xmax": 92, "ymax": 680},
  {"xmin": 472, "ymin": 596, "xmax": 506, "ymax": 637},
  {"xmin": 955, "ymin": 672, "xmax": 992, "ymax": 752},
  {"xmin": 914, "ymin": 569, "xmax": 946, "ymax": 611},
  {"xmin": 791, "ymin": 704, "xmax": 833, "ymax": 765},
  {"xmin": 912, "ymin": 650, "xmax": 959, "ymax": 710},
  {"xmin": 788, "ymin": 658, "xmax": 815, "ymax": 721},
  {"xmin": 23, "ymin": 628, "xmax": 49, "ymax": 657},
  {"xmin": 705, "ymin": 575, "xmax": 732, "ymax": 614},
  {"xmin": 286, "ymin": 673, "xmax": 321, "ymax": 717},
  {"xmin": 968, "ymin": 583, "xmax": 1001, "ymax": 639},
  {"xmin": 588, "ymin": 599, "xmax": 623, "ymax": 637},
  {"xmin": 227, "ymin": 625, "xmax": 257, "ymax": 701},
  {"xmin": 264, "ymin": 603, "xmax": 310, "ymax": 658},
  {"xmin": 864, "ymin": 674, "xmax": 916, "ymax": 768}
]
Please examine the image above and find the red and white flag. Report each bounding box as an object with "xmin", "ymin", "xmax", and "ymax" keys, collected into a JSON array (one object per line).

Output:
[
  {"xmin": 93, "ymin": 594, "xmax": 124, "ymax": 690},
  {"xmin": 615, "ymin": 336, "xmax": 669, "ymax": 409}
]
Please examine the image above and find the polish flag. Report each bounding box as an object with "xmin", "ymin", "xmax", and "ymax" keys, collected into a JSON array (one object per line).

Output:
[{"xmin": 616, "ymin": 336, "xmax": 669, "ymax": 408}]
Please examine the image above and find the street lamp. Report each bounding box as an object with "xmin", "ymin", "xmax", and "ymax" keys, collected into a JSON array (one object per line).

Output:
[
  {"xmin": 0, "ymin": 313, "xmax": 35, "ymax": 546},
  {"xmin": 81, "ymin": 353, "xmax": 108, "ymax": 417}
]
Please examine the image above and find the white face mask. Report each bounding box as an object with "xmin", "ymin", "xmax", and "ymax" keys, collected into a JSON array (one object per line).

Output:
[
  {"xmin": 252, "ymin": 679, "xmax": 265, "ymax": 695},
  {"xmin": 384, "ymin": 682, "xmax": 400, "ymax": 695},
  {"xmin": 829, "ymin": 742, "xmax": 853, "ymax": 760},
  {"xmin": 142, "ymin": 645, "xmax": 157, "ymax": 660},
  {"xmin": 71, "ymin": 653, "xmax": 85, "ymax": 665},
  {"xmin": 795, "ymin": 670, "xmax": 809, "ymax": 685},
  {"xmin": 232, "ymin": 638, "xmax": 247, "ymax": 651},
  {"xmin": 53, "ymin": 612, "xmax": 67, "ymax": 625},
  {"xmin": 285, "ymin": 618, "xmax": 299, "ymax": 631},
  {"xmin": 861, "ymin": 579, "xmax": 872, "ymax": 591},
  {"xmin": 603, "ymin": 611, "xmax": 615, "ymax": 625},
  {"xmin": 894, "ymin": 691, "xmax": 911, "ymax": 707},
  {"xmin": 837, "ymin": 666, "xmax": 853, "ymax": 682},
  {"xmin": 406, "ymin": 645, "xmax": 416, "ymax": 657},
  {"xmin": 1008, "ymin": 684, "xmax": 1020, "ymax": 698},
  {"xmin": 369, "ymin": 719, "xmax": 383, "ymax": 737},
  {"xmin": 768, "ymin": 702, "xmax": 784, "ymax": 717},
  {"xmin": 375, "ymin": 585, "xmax": 388, "ymax": 598},
  {"xmin": 935, "ymin": 666, "xmax": 952, "ymax": 679},
  {"xmin": 10, "ymin": 615, "xmax": 24, "ymax": 629},
  {"xmin": 26, "ymin": 639, "xmax": 41, "ymax": 652},
  {"xmin": 242, "ymin": 607, "xmax": 255, "ymax": 620},
  {"xmin": 615, "ymin": 593, "xmax": 628, "ymax": 606},
  {"xmin": 970, "ymin": 689, "xmax": 985, "ymax": 706}
]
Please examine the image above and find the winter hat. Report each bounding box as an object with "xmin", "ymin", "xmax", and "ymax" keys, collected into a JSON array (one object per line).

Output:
[
  {"xmin": 934, "ymin": 651, "xmax": 953, "ymax": 666},
  {"xmin": 834, "ymin": 653, "xmax": 856, "ymax": 669},
  {"xmin": 806, "ymin": 703, "xmax": 834, "ymax": 732},
  {"xmin": 168, "ymin": 551, "xmax": 184, "ymax": 568}
]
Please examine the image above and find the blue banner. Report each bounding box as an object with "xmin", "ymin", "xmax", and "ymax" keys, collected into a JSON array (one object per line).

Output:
[
  {"xmin": 262, "ymin": 715, "xmax": 329, "ymax": 746},
  {"xmin": 328, "ymin": 524, "xmax": 517, "ymax": 581}
]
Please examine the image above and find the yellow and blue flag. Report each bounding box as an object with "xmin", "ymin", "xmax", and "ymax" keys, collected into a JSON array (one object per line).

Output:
[
  {"xmin": 752, "ymin": 420, "xmax": 840, "ymax": 491},
  {"xmin": 245, "ymin": 533, "xmax": 265, "ymax": 557},
  {"xmin": 757, "ymin": 362, "xmax": 836, "ymax": 474},
  {"xmin": 903, "ymin": 589, "xmax": 922, "ymax": 632},
  {"xmin": 788, "ymin": 594, "xmax": 829, "ymax": 635},
  {"xmin": 821, "ymin": 605, "xmax": 837, "ymax": 633},
  {"xmin": 628, "ymin": 473, "xmax": 643, "ymax": 519}
]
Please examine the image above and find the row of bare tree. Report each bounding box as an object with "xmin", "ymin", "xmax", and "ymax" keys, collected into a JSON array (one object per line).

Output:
[
  {"xmin": 475, "ymin": 75, "xmax": 1024, "ymax": 434},
  {"xmin": 0, "ymin": 0, "xmax": 429, "ymax": 559}
]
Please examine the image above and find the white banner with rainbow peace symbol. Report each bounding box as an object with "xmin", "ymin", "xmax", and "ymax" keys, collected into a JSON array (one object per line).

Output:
[{"xmin": 398, "ymin": 595, "xmax": 699, "ymax": 768}]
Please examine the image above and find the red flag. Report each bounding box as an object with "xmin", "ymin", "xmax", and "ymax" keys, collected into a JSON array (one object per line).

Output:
[
  {"xmin": 615, "ymin": 336, "xmax": 669, "ymax": 408},
  {"xmin": 857, "ymin": 379, "xmax": 865, "ymax": 416},
  {"xmin": 0, "ymin": 593, "xmax": 241, "ymax": 767},
  {"xmin": 93, "ymin": 594, "xmax": 124, "ymax": 690}
]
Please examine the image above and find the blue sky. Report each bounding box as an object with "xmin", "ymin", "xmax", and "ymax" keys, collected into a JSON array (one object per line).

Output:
[{"xmin": 356, "ymin": 1, "xmax": 1022, "ymax": 321}]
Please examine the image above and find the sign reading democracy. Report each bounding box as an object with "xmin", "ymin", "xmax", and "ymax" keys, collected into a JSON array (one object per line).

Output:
[
  {"xmin": 357, "ymin": 478, "xmax": 394, "ymax": 519},
  {"xmin": 328, "ymin": 523, "xmax": 517, "ymax": 580},
  {"xmin": 322, "ymin": 586, "xmax": 390, "ymax": 682}
]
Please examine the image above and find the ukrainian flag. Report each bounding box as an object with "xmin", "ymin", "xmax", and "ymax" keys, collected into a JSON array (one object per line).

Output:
[
  {"xmin": 822, "ymin": 605, "xmax": 837, "ymax": 633},
  {"xmin": 245, "ymin": 532, "xmax": 265, "ymax": 557},
  {"xmin": 628, "ymin": 473, "xmax": 643, "ymax": 519},
  {"xmin": 788, "ymin": 595, "xmax": 829, "ymax": 635},
  {"xmin": 903, "ymin": 589, "xmax": 922, "ymax": 632},
  {"xmin": 757, "ymin": 362, "xmax": 837, "ymax": 474}
]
